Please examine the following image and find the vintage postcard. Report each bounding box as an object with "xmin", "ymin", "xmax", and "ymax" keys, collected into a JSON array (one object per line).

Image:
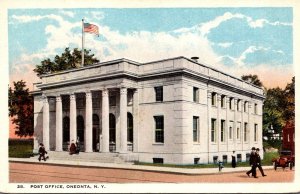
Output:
[{"xmin": 0, "ymin": 0, "xmax": 299, "ymax": 193}]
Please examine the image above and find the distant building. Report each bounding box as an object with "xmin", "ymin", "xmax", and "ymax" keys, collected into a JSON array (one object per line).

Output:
[
  {"xmin": 282, "ymin": 122, "xmax": 295, "ymax": 154},
  {"xmin": 32, "ymin": 56, "xmax": 265, "ymax": 164}
]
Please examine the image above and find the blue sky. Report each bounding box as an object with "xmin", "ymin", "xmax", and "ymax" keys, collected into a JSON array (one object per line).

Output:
[{"xmin": 8, "ymin": 8, "xmax": 293, "ymax": 88}]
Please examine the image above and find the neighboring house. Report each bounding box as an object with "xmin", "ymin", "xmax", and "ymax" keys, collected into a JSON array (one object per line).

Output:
[
  {"xmin": 32, "ymin": 56, "xmax": 265, "ymax": 164},
  {"xmin": 282, "ymin": 121, "xmax": 295, "ymax": 154}
]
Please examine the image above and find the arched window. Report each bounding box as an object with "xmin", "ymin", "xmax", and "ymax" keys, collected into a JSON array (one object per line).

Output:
[
  {"xmin": 109, "ymin": 113, "xmax": 116, "ymax": 142},
  {"xmin": 92, "ymin": 114, "xmax": 100, "ymax": 152},
  {"xmin": 77, "ymin": 115, "xmax": 84, "ymax": 142},
  {"xmin": 63, "ymin": 116, "xmax": 70, "ymax": 143},
  {"xmin": 127, "ymin": 112, "xmax": 133, "ymax": 143}
]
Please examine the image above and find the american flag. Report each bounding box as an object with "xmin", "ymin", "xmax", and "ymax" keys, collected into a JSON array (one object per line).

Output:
[{"xmin": 84, "ymin": 23, "xmax": 99, "ymax": 36}]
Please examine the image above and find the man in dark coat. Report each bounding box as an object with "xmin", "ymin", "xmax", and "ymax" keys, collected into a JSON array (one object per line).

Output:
[
  {"xmin": 246, "ymin": 147, "xmax": 258, "ymax": 178},
  {"xmin": 38, "ymin": 143, "xmax": 47, "ymax": 161},
  {"xmin": 256, "ymin": 148, "xmax": 267, "ymax": 177}
]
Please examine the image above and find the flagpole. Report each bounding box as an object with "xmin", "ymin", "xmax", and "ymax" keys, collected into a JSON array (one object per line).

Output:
[{"xmin": 81, "ymin": 19, "xmax": 84, "ymax": 67}]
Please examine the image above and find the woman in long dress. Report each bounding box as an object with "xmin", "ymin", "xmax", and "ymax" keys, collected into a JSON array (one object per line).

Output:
[{"xmin": 231, "ymin": 151, "xmax": 237, "ymax": 168}]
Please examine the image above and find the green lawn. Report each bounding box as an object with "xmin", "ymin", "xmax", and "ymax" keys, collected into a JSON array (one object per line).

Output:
[
  {"xmin": 9, "ymin": 139, "xmax": 34, "ymax": 158},
  {"xmin": 134, "ymin": 152, "xmax": 279, "ymax": 168}
]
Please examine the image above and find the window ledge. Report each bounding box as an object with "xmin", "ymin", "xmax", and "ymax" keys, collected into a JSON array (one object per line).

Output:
[
  {"xmin": 193, "ymin": 143, "xmax": 201, "ymax": 145},
  {"xmin": 152, "ymin": 143, "xmax": 164, "ymax": 145}
]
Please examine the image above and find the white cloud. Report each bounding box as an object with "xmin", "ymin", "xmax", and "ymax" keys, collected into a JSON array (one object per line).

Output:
[
  {"xmin": 60, "ymin": 10, "xmax": 75, "ymax": 18},
  {"xmin": 236, "ymin": 46, "xmax": 270, "ymax": 66},
  {"xmin": 200, "ymin": 12, "xmax": 244, "ymax": 36},
  {"xmin": 11, "ymin": 14, "xmax": 64, "ymax": 24},
  {"xmin": 90, "ymin": 11, "xmax": 104, "ymax": 20},
  {"xmin": 198, "ymin": 12, "xmax": 292, "ymax": 36},
  {"xmin": 217, "ymin": 42, "xmax": 233, "ymax": 48},
  {"xmin": 10, "ymin": 12, "xmax": 293, "ymax": 91}
]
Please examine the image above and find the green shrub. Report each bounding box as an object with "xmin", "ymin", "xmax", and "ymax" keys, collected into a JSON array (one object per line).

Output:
[
  {"xmin": 262, "ymin": 151, "xmax": 279, "ymax": 165},
  {"xmin": 9, "ymin": 139, "xmax": 34, "ymax": 158}
]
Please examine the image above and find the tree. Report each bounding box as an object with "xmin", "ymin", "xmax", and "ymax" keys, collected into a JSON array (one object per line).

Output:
[
  {"xmin": 34, "ymin": 48, "xmax": 100, "ymax": 76},
  {"xmin": 9, "ymin": 80, "xmax": 34, "ymax": 137},
  {"xmin": 282, "ymin": 76, "xmax": 295, "ymax": 122},
  {"xmin": 241, "ymin": 74, "xmax": 263, "ymax": 87},
  {"xmin": 263, "ymin": 87, "xmax": 285, "ymax": 137}
]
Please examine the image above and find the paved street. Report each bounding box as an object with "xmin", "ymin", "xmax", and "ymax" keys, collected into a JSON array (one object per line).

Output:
[{"xmin": 10, "ymin": 162, "xmax": 294, "ymax": 183}]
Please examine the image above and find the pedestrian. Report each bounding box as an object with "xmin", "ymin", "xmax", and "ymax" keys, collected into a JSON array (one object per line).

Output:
[
  {"xmin": 256, "ymin": 148, "xmax": 267, "ymax": 177},
  {"xmin": 246, "ymin": 147, "xmax": 258, "ymax": 178},
  {"xmin": 69, "ymin": 140, "xmax": 76, "ymax": 155},
  {"xmin": 231, "ymin": 151, "xmax": 237, "ymax": 168},
  {"xmin": 38, "ymin": 143, "xmax": 47, "ymax": 162}
]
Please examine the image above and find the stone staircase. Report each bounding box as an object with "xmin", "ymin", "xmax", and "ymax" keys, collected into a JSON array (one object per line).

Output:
[{"xmin": 33, "ymin": 151, "xmax": 128, "ymax": 164}]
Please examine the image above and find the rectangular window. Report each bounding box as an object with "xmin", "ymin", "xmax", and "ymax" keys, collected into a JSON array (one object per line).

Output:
[
  {"xmin": 229, "ymin": 121, "xmax": 233, "ymax": 139},
  {"xmin": 109, "ymin": 95, "xmax": 116, "ymax": 106},
  {"xmin": 244, "ymin": 101, "xmax": 248, "ymax": 112},
  {"xmin": 237, "ymin": 122, "xmax": 241, "ymax": 140},
  {"xmin": 194, "ymin": 158, "xmax": 200, "ymax": 164},
  {"xmin": 254, "ymin": 103, "xmax": 258, "ymax": 114},
  {"xmin": 237, "ymin": 154, "xmax": 242, "ymax": 162},
  {"xmin": 221, "ymin": 95, "xmax": 226, "ymax": 108},
  {"xmin": 237, "ymin": 99, "xmax": 241, "ymax": 111},
  {"xmin": 153, "ymin": 158, "xmax": 164, "ymax": 164},
  {"xmin": 154, "ymin": 86, "xmax": 163, "ymax": 102},
  {"xmin": 221, "ymin": 120, "xmax": 225, "ymax": 142},
  {"xmin": 244, "ymin": 122, "xmax": 248, "ymax": 142},
  {"xmin": 154, "ymin": 116, "xmax": 164, "ymax": 143},
  {"xmin": 229, "ymin": 97, "xmax": 234, "ymax": 110},
  {"xmin": 193, "ymin": 87, "xmax": 199, "ymax": 102},
  {"xmin": 211, "ymin": 118, "xmax": 216, "ymax": 142},
  {"xmin": 246, "ymin": 153, "xmax": 250, "ymax": 162},
  {"xmin": 193, "ymin": 116, "xmax": 199, "ymax": 142},
  {"xmin": 223, "ymin": 155, "xmax": 228, "ymax": 163},
  {"xmin": 254, "ymin": 124, "xmax": 258, "ymax": 142},
  {"xmin": 211, "ymin": 92, "xmax": 217, "ymax": 106},
  {"xmin": 213, "ymin": 156, "xmax": 218, "ymax": 164}
]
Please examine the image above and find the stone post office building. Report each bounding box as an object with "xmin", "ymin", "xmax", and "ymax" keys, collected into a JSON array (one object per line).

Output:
[{"xmin": 32, "ymin": 56, "xmax": 265, "ymax": 164}]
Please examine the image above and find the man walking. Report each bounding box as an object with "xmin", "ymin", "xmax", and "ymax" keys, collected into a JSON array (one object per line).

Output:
[
  {"xmin": 256, "ymin": 148, "xmax": 267, "ymax": 177},
  {"xmin": 38, "ymin": 143, "xmax": 47, "ymax": 162},
  {"xmin": 246, "ymin": 147, "xmax": 258, "ymax": 178}
]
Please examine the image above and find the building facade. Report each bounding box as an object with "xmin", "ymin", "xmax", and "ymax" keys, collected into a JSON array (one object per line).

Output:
[{"xmin": 32, "ymin": 56, "xmax": 265, "ymax": 164}]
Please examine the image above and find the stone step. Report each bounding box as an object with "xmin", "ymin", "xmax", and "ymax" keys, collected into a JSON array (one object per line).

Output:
[{"xmin": 33, "ymin": 151, "xmax": 126, "ymax": 164}]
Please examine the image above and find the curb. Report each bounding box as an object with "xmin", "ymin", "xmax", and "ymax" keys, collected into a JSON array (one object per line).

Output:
[{"xmin": 9, "ymin": 158, "xmax": 274, "ymax": 176}]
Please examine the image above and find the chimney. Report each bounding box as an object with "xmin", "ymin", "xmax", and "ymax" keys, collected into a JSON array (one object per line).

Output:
[{"xmin": 191, "ymin": 56, "xmax": 199, "ymax": 62}]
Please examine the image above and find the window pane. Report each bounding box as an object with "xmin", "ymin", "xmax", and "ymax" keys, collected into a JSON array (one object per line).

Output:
[
  {"xmin": 193, "ymin": 87, "xmax": 199, "ymax": 102},
  {"xmin": 193, "ymin": 116, "xmax": 199, "ymax": 142},
  {"xmin": 154, "ymin": 116, "xmax": 164, "ymax": 143},
  {"xmin": 155, "ymin": 86, "xmax": 163, "ymax": 101},
  {"xmin": 211, "ymin": 119, "xmax": 216, "ymax": 142}
]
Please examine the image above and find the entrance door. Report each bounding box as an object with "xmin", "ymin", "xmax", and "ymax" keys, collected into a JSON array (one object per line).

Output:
[
  {"xmin": 77, "ymin": 115, "xmax": 84, "ymax": 151},
  {"xmin": 109, "ymin": 113, "xmax": 116, "ymax": 152},
  {"xmin": 92, "ymin": 114, "xmax": 100, "ymax": 152},
  {"xmin": 62, "ymin": 116, "xmax": 70, "ymax": 151}
]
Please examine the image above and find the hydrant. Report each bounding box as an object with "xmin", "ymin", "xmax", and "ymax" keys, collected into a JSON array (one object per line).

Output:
[{"xmin": 218, "ymin": 160, "xmax": 224, "ymax": 172}]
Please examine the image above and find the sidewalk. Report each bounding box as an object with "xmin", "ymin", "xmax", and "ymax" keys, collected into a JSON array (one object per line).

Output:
[{"xmin": 9, "ymin": 157, "xmax": 274, "ymax": 175}]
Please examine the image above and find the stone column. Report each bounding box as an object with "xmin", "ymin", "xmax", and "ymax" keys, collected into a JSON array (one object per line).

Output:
[
  {"xmin": 102, "ymin": 89, "xmax": 109, "ymax": 152},
  {"xmin": 217, "ymin": 94, "xmax": 221, "ymax": 154},
  {"xmin": 226, "ymin": 96, "xmax": 229, "ymax": 151},
  {"xmin": 207, "ymin": 90, "xmax": 212, "ymax": 163},
  {"xmin": 133, "ymin": 89, "xmax": 139, "ymax": 152},
  {"xmin": 70, "ymin": 94, "xmax": 77, "ymax": 143},
  {"xmin": 85, "ymin": 92, "xmax": 93, "ymax": 152},
  {"xmin": 55, "ymin": 95, "xmax": 63, "ymax": 151},
  {"xmin": 120, "ymin": 87, "xmax": 128, "ymax": 153},
  {"xmin": 43, "ymin": 95, "xmax": 50, "ymax": 151}
]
